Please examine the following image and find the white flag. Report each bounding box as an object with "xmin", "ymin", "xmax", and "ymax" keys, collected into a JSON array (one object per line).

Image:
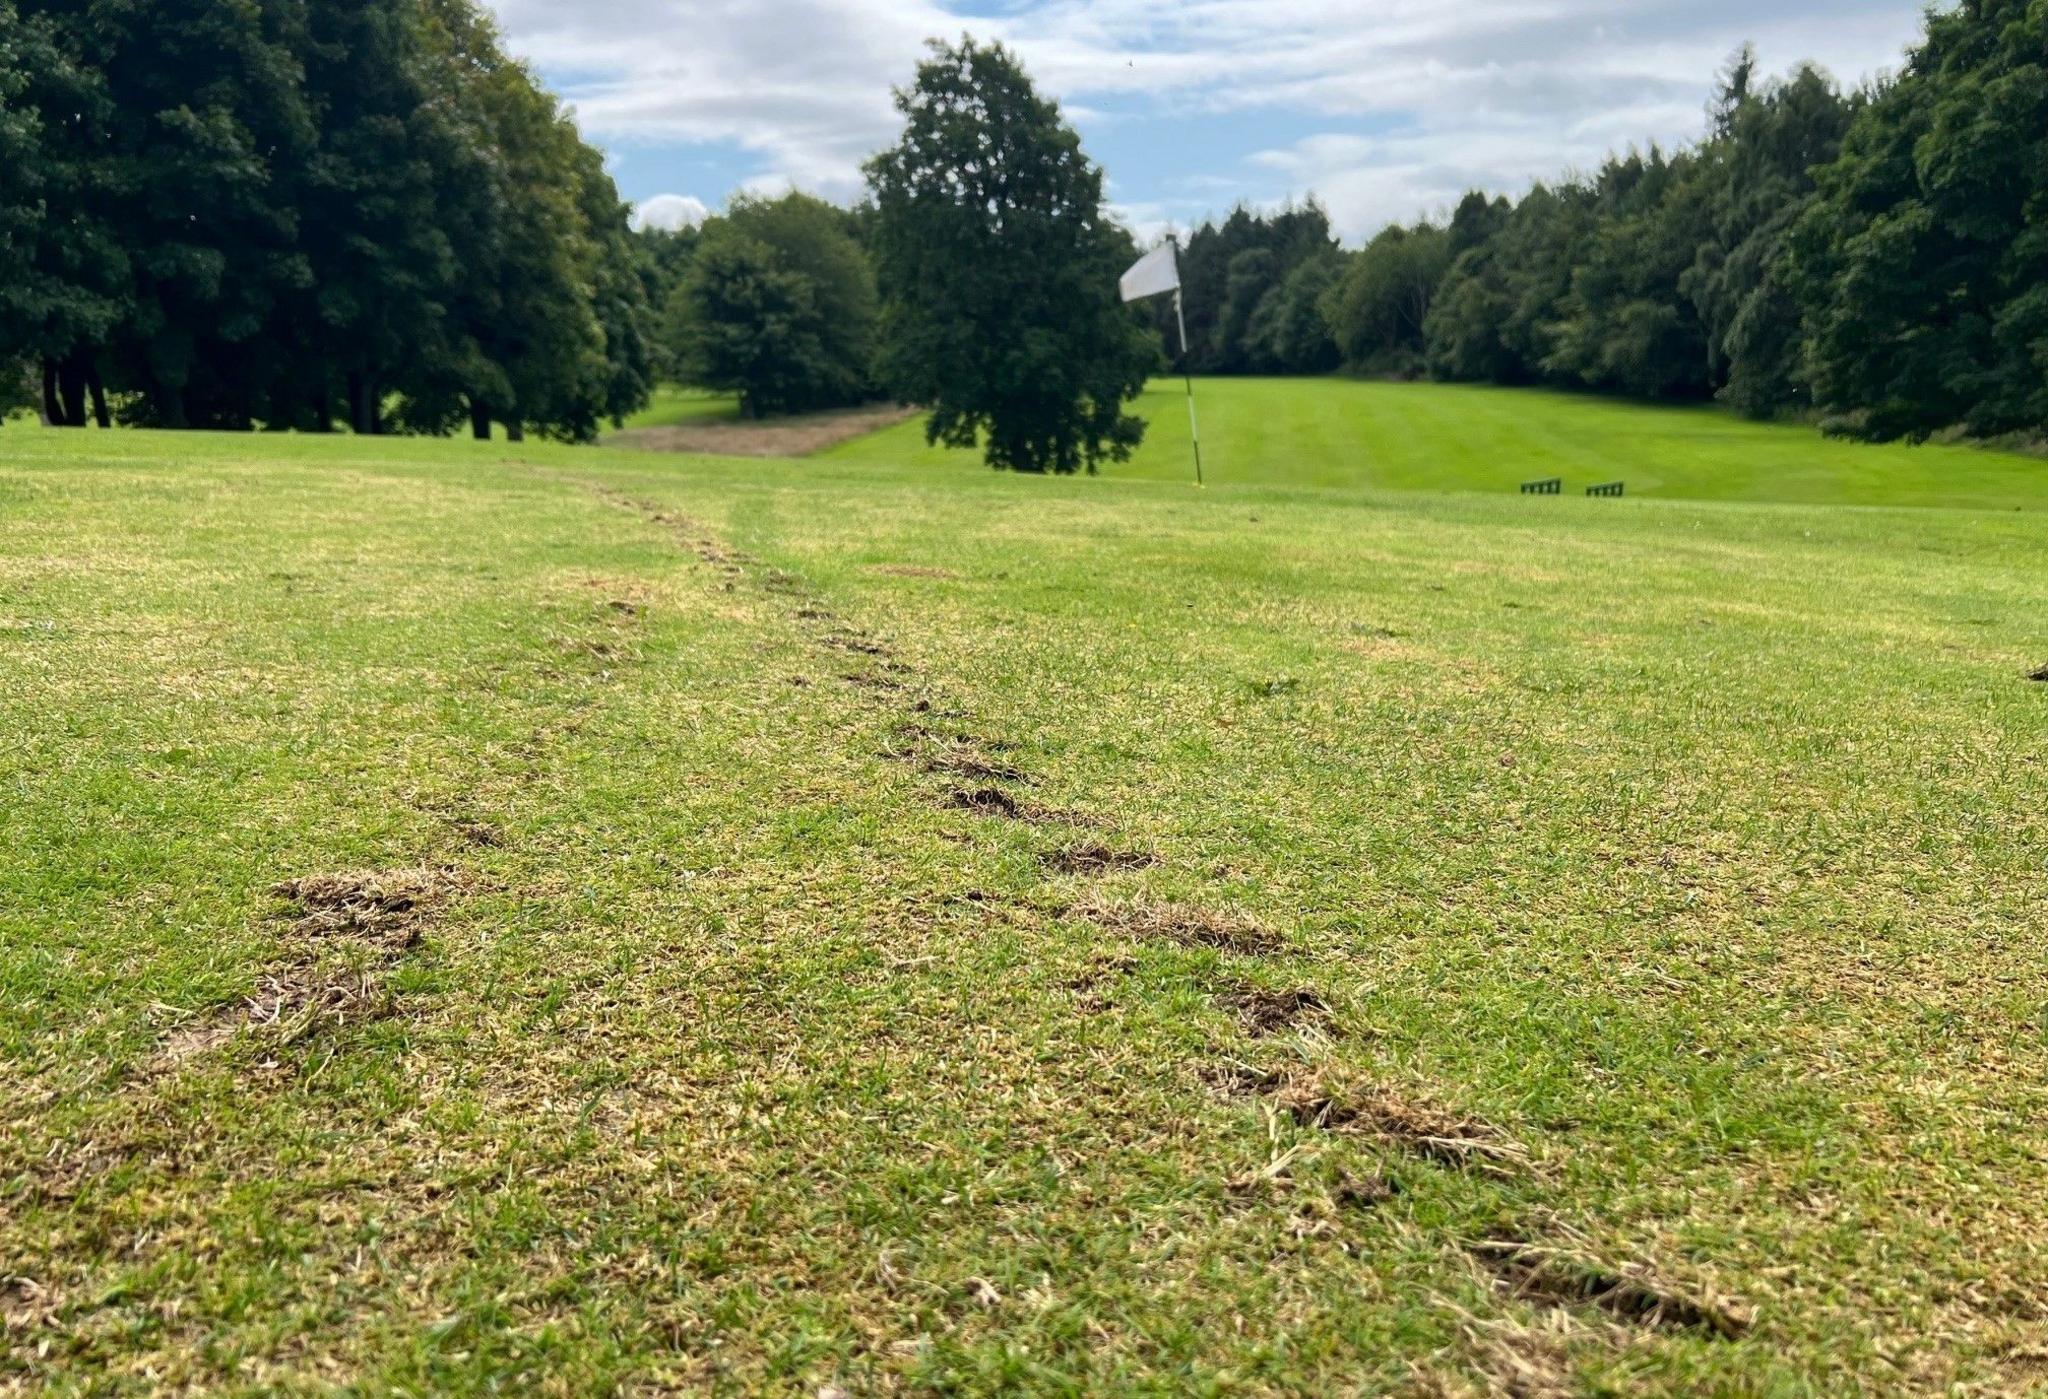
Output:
[{"xmin": 1119, "ymin": 242, "xmax": 1180, "ymax": 303}]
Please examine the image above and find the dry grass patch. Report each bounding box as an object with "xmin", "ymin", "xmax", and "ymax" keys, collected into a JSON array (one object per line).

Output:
[
  {"xmin": 152, "ymin": 868, "xmax": 467, "ymax": 1071},
  {"xmin": 1219, "ymin": 1067, "xmax": 1529, "ymax": 1174}
]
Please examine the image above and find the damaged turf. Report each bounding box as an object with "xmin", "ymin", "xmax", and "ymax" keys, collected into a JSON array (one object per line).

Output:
[
  {"xmin": 1076, "ymin": 895, "xmax": 1283, "ymax": 956},
  {"xmin": 1223, "ymin": 1068, "xmax": 1529, "ymax": 1174},
  {"xmin": 154, "ymin": 868, "xmax": 464, "ymax": 1069},
  {"xmin": 1221, "ymin": 985, "xmax": 1330, "ymax": 1036},
  {"xmin": 1468, "ymin": 1234, "xmax": 1753, "ymax": 1339},
  {"xmin": 1040, "ymin": 843, "xmax": 1156, "ymax": 875}
]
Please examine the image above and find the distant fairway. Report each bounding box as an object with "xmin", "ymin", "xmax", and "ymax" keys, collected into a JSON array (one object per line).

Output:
[
  {"xmin": 828, "ymin": 376, "xmax": 2048, "ymax": 510},
  {"xmin": 4, "ymin": 416, "xmax": 2046, "ymax": 1394}
]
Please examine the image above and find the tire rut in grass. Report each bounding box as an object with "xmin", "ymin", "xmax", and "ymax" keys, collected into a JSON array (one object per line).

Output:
[{"xmin": 588, "ymin": 484, "xmax": 1761, "ymax": 1363}]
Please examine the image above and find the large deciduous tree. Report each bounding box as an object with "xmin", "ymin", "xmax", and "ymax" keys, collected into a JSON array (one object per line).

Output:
[
  {"xmin": 674, "ymin": 192, "xmax": 876, "ymax": 418},
  {"xmin": 866, "ymin": 38, "xmax": 1155, "ymax": 475}
]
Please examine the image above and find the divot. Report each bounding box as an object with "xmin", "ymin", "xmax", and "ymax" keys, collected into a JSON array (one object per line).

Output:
[
  {"xmin": 1221, "ymin": 985, "xmax": 1330, "ymax": 1036},
  {"xmin": 1076, "ymin": 895, "xmax": 1282, "ymax": 956},
  {"xmin": 1040, "ymin": 843, "xmax": 1155, "ymax": 875},
  {"xmin": 1468, "ymin": 1234, "xmax": 1753, "ymax": 1339},
  {"xmin": 1225, "ymin": 1068, "xmax": 1529, "ymax": 1175}
]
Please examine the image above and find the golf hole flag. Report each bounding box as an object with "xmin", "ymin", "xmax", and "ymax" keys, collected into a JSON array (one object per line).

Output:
[
  {"xmin": 1119, "ymin": 242, "xmax": 1180, "ymax": 303},
  {"xmin": 1119, "ymin": 238, "xmax": 1204, "ymax": 485}
]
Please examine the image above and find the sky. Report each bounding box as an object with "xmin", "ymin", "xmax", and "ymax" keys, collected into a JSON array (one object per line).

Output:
[{"xmin": 482, "ymin": 0, "xmax": 1940, "ymax": 245}]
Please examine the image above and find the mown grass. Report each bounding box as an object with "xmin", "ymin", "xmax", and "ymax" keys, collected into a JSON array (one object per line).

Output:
[
  {"xmin": 3, "ymin": 402, "xmax": 2046, "ymax": 1395},
  {"xmin": 828, "ymin": 377, "xmax": 2048, "ymax": 510},
  {"xmin": 619, "ymin": 385, "xmax": 745, "ymax": 431}
]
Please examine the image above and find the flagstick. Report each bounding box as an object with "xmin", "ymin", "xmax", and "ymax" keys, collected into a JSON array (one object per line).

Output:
[{"xmin": 1172, "ymin": 277, "xmax": 1204, "ymax": 488}]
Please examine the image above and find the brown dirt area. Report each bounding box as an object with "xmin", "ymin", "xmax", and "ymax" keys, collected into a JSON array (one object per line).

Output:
[{"xmin": 606, "ymin": 403, "xmax": 919, "ymax": 458}]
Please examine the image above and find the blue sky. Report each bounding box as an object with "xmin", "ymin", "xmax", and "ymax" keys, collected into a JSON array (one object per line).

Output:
[{"xmin": 483, "ymin": 0, "xmax": 1939, "ymax": 244}]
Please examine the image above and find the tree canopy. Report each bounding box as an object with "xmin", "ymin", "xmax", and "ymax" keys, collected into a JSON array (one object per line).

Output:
[
  {"xmin": 673, "ymin": 192, "xmax": 877, "ymax": 418},
  {"xmin": 865, "ymin": 38, "xmax": 1156, "ymax": 474},
  {"xmin": 0, "ymin": 0, "xmax": 651, "ymax": 439}
]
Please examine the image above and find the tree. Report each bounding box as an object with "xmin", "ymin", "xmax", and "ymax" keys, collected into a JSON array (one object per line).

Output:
[
  {"xmin": 673, "ymin": 192, "xmax": 876, "ymax": 417},
  {"xmin": 286, "ymin": 0, "xmax": 465, "ymax": 433},
  {"xmin": 1168, "ymin": 202, "xmax": 1340, "ymax": 372},
  {"xmin": 0, "ymin": 0, "xmax": 45, "ymax": 412},
  {"xmin": 1792, "ymin": 0, "xmax": 2048, "ymax": 441},
  {"xmin": 79, "ymin": 0, "xmax": 318, "ymax": 430},
  {"xmin": 1322, "ymin": 224, "xmax": 1449, "ymax": 373},
  {"xmin": 1247, "ymin": 248, "xmax": 1343, "ymax": 374},
  {"xmin": 1543, "ymin": 148, "xmax": 1715, "ymax": 400},
  {"xmin": 403, "ymin": 0, "xmax": 607, "ymax": 441},
  {"xmin": 2, "ymin": 1, "xmax": 128, "ymax": 427},
  {"xmin": 1683, "ymin": 62, "xmax": 1851, "ymax": 417},
  {"xmin": 866, "ymin": 38, "xmax": 1155, "ymax": 474}
]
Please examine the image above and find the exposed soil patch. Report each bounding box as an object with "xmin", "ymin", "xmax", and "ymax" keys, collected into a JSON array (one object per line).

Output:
[
  {"xmin": 1077, "ymin": 896, "xmax": 1282, "ymax": 956},
  {"xmin": 947, "ymin": 786, "xmax": 1034, "ymax": 820},
  {"xmin": 1469, "ymin": 1236, "xmax": 1753, "ymax": 1339},
  {"xmin": 823, "ymin": 632, "xmax": 892, "ymax": 658},
  {"xmin": 1221, "ymin": 985, "xmax": 1330, "ymax": 1037},
  {"xmin": 1332, "ymin": 1168, "xmax": 1399, "ymax": 1211},
  {"xmin": 273, "ymin": 867, "xmax": 456, "ymax": 953},
  {"xmin": 1041, "ymin": 843, "xmax": 1156, "ymax": 875},
  {"xmin": 607, "ymin": 403, "xmax": 919, "ymax": 459}
]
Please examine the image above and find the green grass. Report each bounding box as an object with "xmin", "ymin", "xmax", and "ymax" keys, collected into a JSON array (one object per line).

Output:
[
  {"xmin": 830, "ymin": 376, "xmax": 2048, "ymax": 509},
  {"xmin": 3, "ymin": 394, "xmax": 2046, "ymax": 1395},
  {"xmin": 618, "ymin": 384, "xmax": 744, "ymax": 430}
]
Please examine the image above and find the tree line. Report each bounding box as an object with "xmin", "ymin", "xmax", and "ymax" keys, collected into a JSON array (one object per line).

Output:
[
  {"xmin": 1316, "ymin": 0, "xmax": 2047, "ymax": 444},
  {"xmin": 0, "ymin": 0, "xmax": 655, "ymax": 438}
]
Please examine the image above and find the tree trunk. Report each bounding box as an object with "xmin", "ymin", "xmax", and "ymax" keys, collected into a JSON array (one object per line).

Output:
[
  {"xmin": 367, "ymin": 384, "xmax": 384, "ymax": 437},
  {"xmin": 41, "ymin": 359, "xmax": 66, "ymax": 426},
  {"xmin": 311, "ymin": 384, "xmax": 332, "ymax": 433},
  {"xmin": 87, "ymin": 365, "xmax": 110, "ymax": 428},
  {"xmin": 346, "ymin": 372, "xmax": 368, "ymax": 435},
  {"xmin": 505, "ymin": 420, "xmax": 524, "ymax": 442},
  {"xmin": 57, "ymin": 356, "xmax": 87, "ymax": 428},
  {"xmin": 469, "ymin": 400, "xmax": 492, "ymax": 440}
]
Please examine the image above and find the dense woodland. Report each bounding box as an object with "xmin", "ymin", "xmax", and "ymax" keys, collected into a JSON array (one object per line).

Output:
[
  {"xmin": 0, "ymin": 0, "xmax": 656, "ymax": 439},
  {"xmin": 1316, "ymin": 1, "xmax": 2047, "ymax": 443},
  {"xmin": 3, "ymin": 0, "xmax": 2042, "ymax": 452}
]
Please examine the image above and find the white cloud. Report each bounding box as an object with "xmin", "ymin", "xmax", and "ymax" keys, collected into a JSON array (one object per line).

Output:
[
  {"xmin": 631, "ymin": 193, "xmax": 711, "ymax": 232},
  {"xmin": 491, "ymin": 0, "xmax": 1937, "ymax": 241}
]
